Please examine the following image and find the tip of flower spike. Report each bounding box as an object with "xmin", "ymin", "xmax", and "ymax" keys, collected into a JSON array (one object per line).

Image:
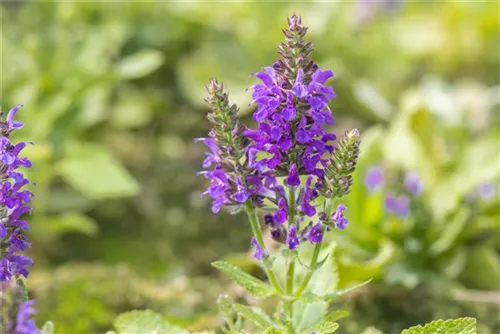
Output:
[{"xmin": 287, "ymin": 13, "xmax": 302, "ymax": 29}]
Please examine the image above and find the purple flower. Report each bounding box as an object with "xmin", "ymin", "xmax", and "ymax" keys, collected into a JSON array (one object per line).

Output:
[
  {"xmin": 274, "ymin": 198, "xmax": 288, "ymax": 224},
  {"xmin": 332, "ymin": 204, "xmax": 349, "ymax": 229},
  {"xmin": 287, "ymin": 224, "xmax": 299, "ymax": 249},
  {"xmin": 306, "ymin": 223, "xmax": 324, "ymax": 243},
  {"xmin": 365, "ymin": 166, "xmax": 384, "ymax": 192},
  {"xmin": 16, "ymin": 300, "xmax": 41, "ymax": 334},
  {"xmin": 385, "ymin": 194, "xmax": 410, "ymax": 217},
  {"xmin": 404, "ymin": 171, "xmax": 423, "ymax": 195},
  {"xmin": 250, "ymin": 237, "xmax": 265, "ymax": 260},
  {"xmin": 286, "ymin": 163, "xmax": 301, "ymax": 187},
  {"xmin": 300, "ymin": 176, "xmax": 317, "ymax": 217},
  {"xmin": 478, "ymin": 182, "xmax": 496, "ymax": 200},
  {"xmin": 0, "ymin": 106, "xmax": 35, "ymax": 282}
]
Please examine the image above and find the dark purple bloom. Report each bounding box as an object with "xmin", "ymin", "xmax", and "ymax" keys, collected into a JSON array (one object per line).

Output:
[
  {"xmin": 365, "ymin": 166, "xmax": 384, "ymax": 192},
  {"xmin": 287, "ymin": 224, "xmax": 299, "ymax": 249},
  {"xmin": 404, "ymin": 171, "xmax": 423, "ymax": 195},
  {"xmin": 301, "ymin": 176, "xmax": 317, "ymax": 217},
  {"xmin": 264, "ymin": 214, "xmax": 275, "ymax": 226},
  {"xmin": 286, "ymin": 163, "xmax": 301, "ymax": 187},
  {"xmin": 385, "ymin": 194, "xmax": 410, "ymax": 217},
  {"xmin": 332, "ymin": 204, "xmax": 348, "ymax": 229},
  {"xmin": 306, "ymin": 223, "xmax": 324, "ymax": 243},
  {"xmin": 250, "ymin": 237, "xmax": 265, "ymax": 260},
  {"xmin": 274, "ymin": 198, "xmax": 288, "ymax": 224}
]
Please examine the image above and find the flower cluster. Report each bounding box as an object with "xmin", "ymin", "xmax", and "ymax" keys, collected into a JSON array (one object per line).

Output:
[
  {"xmin": 364, "ymin": 166, "xmax": 423, "ymax": 217},
  {"xmin": 0, "ymin": 280, "xmax": 40, "ymax": 334},
  {"xmin": 197, "ymin": 15, "xmax": 361, "ymax": 256},
  {"xmin": 0, "ymin": 106, "xmax": 34, "ymax": 282}
]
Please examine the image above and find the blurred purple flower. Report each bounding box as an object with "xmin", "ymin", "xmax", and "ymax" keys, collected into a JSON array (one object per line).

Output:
[
  {"xmin": 365, "ymin": 166, "xmax": 384, "ymax": 192},
  {"xmin": 478, "ymin": 182, "xmax": 497, "ymax": 200},
  {"xmin": 404, "ymin": 171, "xmax": 423, "ymax": 195},
  {"xmin": 385, "ymin": 194, "xmax": 410, "ymax": 217}
]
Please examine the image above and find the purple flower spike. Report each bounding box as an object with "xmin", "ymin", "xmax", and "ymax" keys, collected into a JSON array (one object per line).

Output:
[
  {"xmin": 16, "ymin": 300, "xmax": 41, "ymax": 334},
  {"xmin": 306, "ymin": 223, "xmax": 324, "ymax": 243},
  {"xmin": 365, "ymin": 166, "xmax": 384, "ymax": 192},
  {"xmin": 404, "ymin": 171, "xmax": 423, "ymax": 195},
  {"xmin": 332, "ymin": 204, "xmax": 349, "ymax": 229},
  {"xmin": 250, "ymin": 237, "xmax": 265, "ymax": 260},
  {"xmin": 286, "ymin": 164, "xmax": 301, "ymax": 187},
  {"xmin": 0, "ymin": 106, "xmax": 35, "ymax": 282},
  {"xmin": 287, "ymin": 224, "xmax": 299, "ymax": 249}
]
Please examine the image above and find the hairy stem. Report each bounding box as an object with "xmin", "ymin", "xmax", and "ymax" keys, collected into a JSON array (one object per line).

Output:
[
  {"xmin": 295, "ymin": 197, "xmax": 335, "ymax": 297},
  {"xmin": 244, "ymin": 201, "xmax": 284, "ymax": 294},
  {"xmin": 285, "ymin": 187, "xmax": 297, "ymax": 333}
]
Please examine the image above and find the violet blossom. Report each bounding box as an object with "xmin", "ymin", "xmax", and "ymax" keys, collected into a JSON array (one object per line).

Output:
[{"xmin": 197, "ymin": 15, "xmax": 361, "ymax": 256}]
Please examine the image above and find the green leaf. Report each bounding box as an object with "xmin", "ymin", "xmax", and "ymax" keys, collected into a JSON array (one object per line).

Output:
[
  {"xmin": 58, "ymin": 145, "xmax": 139, "ymax": 199},
  {"xmin": 114, "ymin": 310, "xmax": 187, "ymax": 334},
  {"xmin": 264, "ymin": 327, "xmax": 284, "ymax": 334},
  {"xmin": 306, "ymin": 244, "xmax": 338, "ymax": 296},
  {"xmin": 429, "ymin": 209, "xmax": 469, "ymax": 256},
  {"xmin": 116, "ymin": 50, "xmax": 165, "ymax": 79},
  {"xmin": 45, "ymin": 212, "xmax": 99, "ymax": 237},
  {"xmin": 461, "ymin": 248, "xmax": 500, "ymax": 289},
  {"xmin": 234, "ymin": 303, "xmax": 273, "ymax": 329},
  {"xmin": 301, "ymin": 310, "xmax": 348, "ymax": 333},
  {"xmin": 326, "ymin": 279, "xmax": 372, "ymax": 299},
  {"xmin": 401, "ymin": 317, "xmax": 477, "ymax": 334},
  {"xmin": 212, "ymin": 261, "xmax": 276, "ymax": 297},
  {"xmin": 293, "ymin": 301, "xmax": 328, "ymax": 332},
  {"xmin": 301, "ymin": 321, "xmax": 339, "ymax": 334},
  {"xmin": 41, "ymin": 321, "xmax": 55, "ymax": 334}
]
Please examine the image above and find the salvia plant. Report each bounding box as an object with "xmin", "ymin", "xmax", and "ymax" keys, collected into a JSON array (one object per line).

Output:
[
  {"xmin": 195, "ymin": 14, "xmax": 363, "ymax": 333},
  {"xmin": 0, "ymin": 106, "xmax": 41, "ymax": 334},
  {"xmin": 194, "ymin": 15, "xmax": 479, "ymax": 334}
]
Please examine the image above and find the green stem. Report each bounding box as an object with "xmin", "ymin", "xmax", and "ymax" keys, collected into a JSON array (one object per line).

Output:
[
  {"xmin": 285, "ymin": 187, "xmax": 297, "ymax": 333},
  {"xmin": 295, "ymin": 197, "xmax": 336, "ymax": 297},
  {"xmin": 244, "ymin": 201, "xmax": 284, "ymax": 294}
]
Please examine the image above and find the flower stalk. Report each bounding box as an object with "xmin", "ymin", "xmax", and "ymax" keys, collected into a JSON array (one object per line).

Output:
[{"xmin": 197, "ymin": 14, "xmax": 361, "ymax": 333}]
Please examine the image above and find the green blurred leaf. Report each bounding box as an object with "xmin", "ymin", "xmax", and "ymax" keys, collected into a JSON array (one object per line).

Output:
[
  {"xmin": 211, "ymin": 261, "xmax": 276, "ymax": 297},
  {"xmin": 46, "ymin": 212, "xmax": 99, "ymax": 237},
  {"xmin": 41, "ymin": 321, "xmax": 55, "ymax": 334},
  {"xmin": 58, "ymin": 146, "xmax": 139, "ymax": 199},
  {"xmin": 234, "ymin": 303, "xmax": 273, "ymax": 329},
  {"xmin": 264, "ymin": 327, "xmax": 284, "ymax": 334},
  {"xmin": 429, "ymin": 209, "xmax": 469, "ymax": 256},
  {"xmin": 116, "ymin": 50, "xmax": 165, "ymax": 79},
  {"xmin": 401, "ymin": 317, "xmax": 477, "ymax": 334},
  {"xmin": 461, "ymin": 248, "xmax": 500, "ymax": 289},
  {"xmin": 114, "ymin": 310, "xmax": 187, "ymax": 334}
]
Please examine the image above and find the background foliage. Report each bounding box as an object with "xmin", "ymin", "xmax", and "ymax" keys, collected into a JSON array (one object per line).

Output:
[{"xmin": 1, "ymin": 1, "xmax": 499, "ymax": 333}]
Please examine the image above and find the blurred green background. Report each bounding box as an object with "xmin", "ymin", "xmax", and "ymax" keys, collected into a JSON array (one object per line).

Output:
[{"xmin": 1, "ymin": 1, "xmax": 499, "ymax": 333}]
